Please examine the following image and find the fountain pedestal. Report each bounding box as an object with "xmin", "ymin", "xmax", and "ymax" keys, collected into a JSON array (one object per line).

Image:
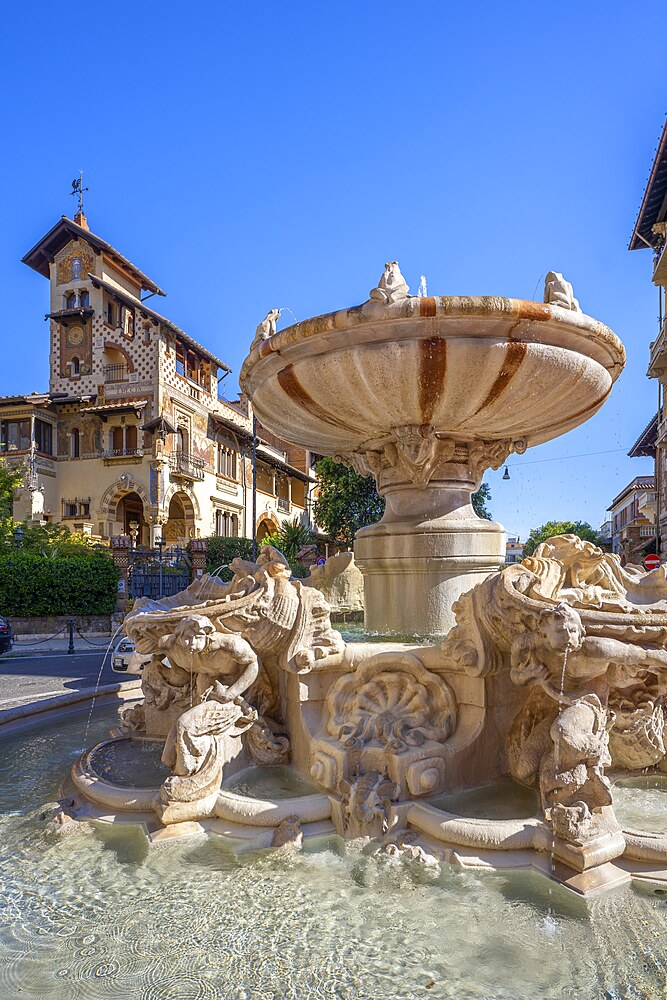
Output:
[{"xmin": 353, "ymin": 448, "xmax": 506, "ymax": 633}]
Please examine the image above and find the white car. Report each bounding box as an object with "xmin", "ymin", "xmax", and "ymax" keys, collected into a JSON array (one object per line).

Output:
[{"xmin": 111, "ymin": 636, "xmax": 152, "ymax": 676}]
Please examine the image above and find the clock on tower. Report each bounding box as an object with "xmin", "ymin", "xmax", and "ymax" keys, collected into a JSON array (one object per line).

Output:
[{"xmin": 67, "ymin": 325, "xmax": 84, "ymax": 347}]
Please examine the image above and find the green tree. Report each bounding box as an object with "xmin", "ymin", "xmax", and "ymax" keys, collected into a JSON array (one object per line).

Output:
[
  {"xmin": 314, "ymin": 457, "xmax": 493, "ymax": 546},
  {"xmin": 19, "ymin": 522, "xmax": 99, "ymax": 556},
  {"xmin": 0, "ymin": 460, "xmax": 25, "ymax": 549},
  {"xmin": 472, "ymin": 482, "xmax": 492, "ymax": 520},
  {"xmin": 313, "ymin": 457, "xmax": 385, "ymax": 549},
  {"xmin": 522, "ymin": 520, "xmax": 604, "ymax": 559}
]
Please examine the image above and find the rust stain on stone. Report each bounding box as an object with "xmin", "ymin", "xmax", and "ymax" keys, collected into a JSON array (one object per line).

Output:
[
  {"xmin": 418, "ymin": 336, "xmax": 447, "ymax": 424},
  {"xmin": 516, "ymin": 300, "xmax": 552, "ymax": 323},
  {"xmin": 472, "ymin": 339, "xmax": 528, "ymax": 415},
  {"xmin": 419, "ymin": 297, "xmax": 437, "ymax": 318},
  {"xmin": 277, "ymin": 365, "xmax": 359, "ymax": 434}
]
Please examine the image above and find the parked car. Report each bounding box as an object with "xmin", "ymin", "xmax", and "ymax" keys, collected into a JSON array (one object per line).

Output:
[
  {"xmin": 111, "ymin": 636, "xmax": 152, "ymax": 675},
  {"xmin": 0, "ymin": 615, "xmax": 14, "ymax": 655}
]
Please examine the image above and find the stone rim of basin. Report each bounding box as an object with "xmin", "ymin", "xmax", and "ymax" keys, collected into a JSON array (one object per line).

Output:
[{"xmin": 240, "ymin": 294, "xmax": 625, "ymax": 456}]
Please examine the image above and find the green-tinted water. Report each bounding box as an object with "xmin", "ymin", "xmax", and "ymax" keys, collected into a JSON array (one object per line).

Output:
[
  {"xmin": 225, "ymin": 764, "xmax": 320, "ymax": 799},
  {"xmin": 614, "ymin": 775, "xmax": 667, "ymax": 835},
  {"xmin": 89, "ymin": 737, "xmax": 170, "ymax": 788},
  {"xmin": 429, "ymin": 782, "xmax": 540, "ymax": 821},
  {"xmin": 2, "ymin": 707, "xmax": 667, "ymax": 998}
]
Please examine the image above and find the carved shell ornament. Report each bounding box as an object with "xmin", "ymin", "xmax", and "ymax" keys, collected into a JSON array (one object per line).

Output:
[{"xmin": 326, "ymin": 652, "xmax": 457, "ymax": 753}]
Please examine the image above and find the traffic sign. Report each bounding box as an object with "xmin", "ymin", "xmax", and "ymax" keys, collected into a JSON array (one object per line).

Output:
[{"xmin": 644, "ymin": 553, "xmax": 661, "ymax": 571}]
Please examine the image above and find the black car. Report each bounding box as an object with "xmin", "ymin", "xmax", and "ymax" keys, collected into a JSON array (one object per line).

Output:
[{"xmin": 0, "ymin": 616, "xmax": 14, "ymax": 655}]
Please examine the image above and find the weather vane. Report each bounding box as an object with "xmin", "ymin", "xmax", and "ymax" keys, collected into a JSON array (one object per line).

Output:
[{"xmin": 70, "ymin": 170, "xmax": 89, "ymax": 216}]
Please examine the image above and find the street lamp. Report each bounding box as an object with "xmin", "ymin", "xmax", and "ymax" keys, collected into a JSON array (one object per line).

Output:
[{"xmin": 13, "ymin": 525, "xmax": 24, "ymax": 549}]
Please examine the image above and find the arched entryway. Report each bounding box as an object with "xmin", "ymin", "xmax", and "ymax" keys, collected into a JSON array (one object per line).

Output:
[
  {"xmin": 256, "ymin": 512, "xmax": 279, "ymax": 543},
  {"xmin": 163, "ymin": 491, "xmax": 196, "ymax": 545},
  {"xmin": 117, "ymin": 491, "xmax": 147, "ymax": 546}
]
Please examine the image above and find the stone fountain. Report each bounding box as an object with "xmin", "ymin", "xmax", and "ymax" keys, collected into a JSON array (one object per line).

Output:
[
  {"xmin": 64, "ymin": 267, "xmax": 667, "ymax": 896},
  {"xmin": 241, "ymin": 264, "xmax": 624, "ymax": 633}
]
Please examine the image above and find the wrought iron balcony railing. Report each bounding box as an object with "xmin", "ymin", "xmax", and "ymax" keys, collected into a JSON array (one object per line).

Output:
[
  {"xmin": 100, "ymin": 448, "xmax": 144, "ymax": 460},
  {"xmin": 168, "ymin": 451, "xmax": 206, "ymax": 480},
  {"xmin": 103, "ymin": 364, "xmax": 127, "ymax": 382}
]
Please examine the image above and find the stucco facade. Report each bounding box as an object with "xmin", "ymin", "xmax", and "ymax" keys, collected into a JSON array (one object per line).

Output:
[{"xmin": 5, "ymin": 213, "xmax": 314, "ymax": 547}]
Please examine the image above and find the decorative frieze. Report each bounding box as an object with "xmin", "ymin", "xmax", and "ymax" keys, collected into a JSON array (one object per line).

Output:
[{"xmin": 335, "ymin": 429, "xmax": 527, "ymax": 490}]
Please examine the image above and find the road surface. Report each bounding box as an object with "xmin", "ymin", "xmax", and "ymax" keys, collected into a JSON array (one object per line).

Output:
[{"xmin": 0, "ymin": 650, "xmax": 125, "ymax": 711}]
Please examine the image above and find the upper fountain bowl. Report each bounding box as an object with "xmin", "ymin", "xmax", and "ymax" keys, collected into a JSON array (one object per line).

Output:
[{"xmin": 239, "ymin": 295, "xmax": 624, "ymax": 457}]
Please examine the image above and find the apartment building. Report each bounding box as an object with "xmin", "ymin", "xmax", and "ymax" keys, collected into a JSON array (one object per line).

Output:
[{"xmin": 3, "ymin": 209, "xmax": 314, "ymax": 546}]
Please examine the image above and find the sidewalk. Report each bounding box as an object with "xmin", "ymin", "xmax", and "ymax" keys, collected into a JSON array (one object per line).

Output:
[{"xmin": 7, "ymin": 632, "xmax": 121, "ymax": 657}]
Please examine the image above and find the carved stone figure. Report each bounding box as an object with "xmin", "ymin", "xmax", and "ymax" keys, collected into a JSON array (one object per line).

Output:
[
  {"xmin": 608, "ymin": 684, "xmax": 667, "ymax": 770},
  {"xmin": 509, "ymin": 602, "xmax": 667, "ymax": 696},
  {"xmin": 338, "ymin": 770, "xmax": 400, "ymax": 838},
  {"xmin": 539, "ymin": 694, "xmax": 614, "ymax": 844},
  {"xmin": 543, "ymin": 271, "xmax": 580, "ymax": 312},
  {"xmin": 249, "ymin": 308, "xmax": 280, "ymax": 352},
  {"xmin": 245, "ymin": 717, "xmax": 290, "ymax": 766},
  {"xmin": 124, "ymin": 545, "xmax": 344, "ymax": 693},
  {"xmin": 157, "ymin": 696, "xmax": 257, "ymax": 823},
  {"xmin": 369, "ymin": 262, "xmax": 410, "ymax": 304},
  {"xmin": 303, "ymin": 551, "xmax": 364, "ymax": 613},
  {"xmin": 157, "ymin": 614, "xmax": 260, "ymax": 703}
]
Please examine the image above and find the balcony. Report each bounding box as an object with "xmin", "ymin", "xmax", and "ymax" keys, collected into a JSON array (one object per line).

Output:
[
  {"xmin": 104, "ymin": 364, "xmax": 127, "ymax": 383},
  {"xmin": 100, "ymin": 448, "xmax": 144, "ymax": 464},
  {"xmin": 637, "ymin": 490, "xmax": 657, "ymax": 518},
  {"xmin": 168, "ymin": 451, "xmax": 206, "ymax": 481},
  {"xmin": 62, "ymin": 497, "xmax": 91, "ymax": 519}
]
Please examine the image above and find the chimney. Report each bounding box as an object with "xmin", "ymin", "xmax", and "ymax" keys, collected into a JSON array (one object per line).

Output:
[{"xmin": 74, "ymin": 211, "xmax": 89, "ymax": 231}]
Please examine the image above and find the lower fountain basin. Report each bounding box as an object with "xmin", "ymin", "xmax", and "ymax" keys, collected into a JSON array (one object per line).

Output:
[
  {"xmin": 87, "ymin": 736, "xmax": 169, "ymax": 788},
  {"xmin": 428, "ymin": 781, "xmax": 540, "ymax": 821},
  {"xmin": 5, "ymin": 705, "xmax": 667, "ymax": 996},
  {"xmin": 613, "ymin": 775, "xmax": 667, "ymax": 835},
  {"xmin": 224, "ymin": 765, "xmax": 321, "ymax": 800}
]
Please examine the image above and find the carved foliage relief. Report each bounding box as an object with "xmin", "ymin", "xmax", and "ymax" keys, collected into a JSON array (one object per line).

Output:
[{"xmin": 335, "ymin": 429, "xmax": 526, "ymax": 490}]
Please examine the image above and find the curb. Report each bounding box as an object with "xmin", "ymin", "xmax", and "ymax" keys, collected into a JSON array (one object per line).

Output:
[{"xmin": 0, "ymin": 680, "xmax": 142, "ymax": 731}]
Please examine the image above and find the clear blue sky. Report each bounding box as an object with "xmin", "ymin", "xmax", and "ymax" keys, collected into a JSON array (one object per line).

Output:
[{"xmin": 1, "ymin": 1, "xmax": 663, "ymax": 538}]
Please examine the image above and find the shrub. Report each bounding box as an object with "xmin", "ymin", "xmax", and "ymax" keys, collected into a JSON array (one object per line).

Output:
[
  {"xmin": 259, "ymin": 517, "xmax": 315, "ymax": 562},
  {"xmin": 0, "ymin": 552, "xmax": 119, "ymax": 617},
  {"xmin": 203, "ymin": 533, "xmax": 312, "ymax": 581},
  {"xmin": 204, "ymin": 537, "xmax": 254, "ymax": 580}
]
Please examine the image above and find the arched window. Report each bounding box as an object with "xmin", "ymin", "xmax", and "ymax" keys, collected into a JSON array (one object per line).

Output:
[
  {"xmin": 70, "ymin": 357, "xmax": 80, "ymax": 376},
  {"xmin": 79, "ymin": 289, "xmax": 89, "ymax": 308},
  {"xmin": 65, "ymin": 292, "xmax": 76, "ymax": 309},
  {"xmin": 71, "ymin": 428, "xmax": 80, "ymax": 458}
]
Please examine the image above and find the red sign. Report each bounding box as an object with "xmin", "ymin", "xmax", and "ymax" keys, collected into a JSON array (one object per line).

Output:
[{"xmin": 644, "ymin": 554, "xmax": 661, "ymax": 571}]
